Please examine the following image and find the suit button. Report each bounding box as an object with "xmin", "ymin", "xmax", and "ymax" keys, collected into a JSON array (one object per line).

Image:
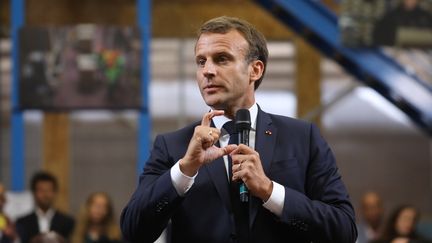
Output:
[
  {"xmin": 230, "ymin": 233, "xmax": 237, "ymax": 240},
  {"xmin": 156, "ymin": 202, "xmax": 165, "ymax": 212}
]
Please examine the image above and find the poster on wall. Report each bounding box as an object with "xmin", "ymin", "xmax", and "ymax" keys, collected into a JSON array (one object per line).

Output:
[
  {"xmin": 340, "ymin": 0, "xmax": 432, "ymax": 47},
  {"xmin": 19, "ymin": 25, "xmax": 142, "ymax": 110}
]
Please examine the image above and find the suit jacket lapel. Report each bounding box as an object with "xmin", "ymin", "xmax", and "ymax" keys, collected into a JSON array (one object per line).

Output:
[
  {"xmin": 205, "ymin": 151, "xmax": 232, "ymax": 212},
  {"xmin": 204, "ymin": 121, "xmax": 232, "ymax": 212},
  {"xmin": 50, "ymin": 212, "xmax": 58, "ymax": 232},
  {"xmin": 249, "ymin": 108, "xmax": 277, "ymax": 228},
  {"xmin": 30, "ymin": 212, "xmax": 40, "ymax": 234}
]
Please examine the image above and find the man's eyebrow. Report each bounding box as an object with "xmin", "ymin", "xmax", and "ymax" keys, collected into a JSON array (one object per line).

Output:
[
  {"xmin": 213, "ymin": 51, "xmax": 234, "ymax": 57},
  {"xmin": 195, "ymin": 50, "xmax": 234, "ymax": 58},
  {"xmin": 195, "ymin": 54, "xmax": 205, "ymax": 59}
]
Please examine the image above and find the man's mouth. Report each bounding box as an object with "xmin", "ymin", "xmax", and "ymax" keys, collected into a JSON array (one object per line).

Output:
[{"xmin": 204, "ymin": 85, "xmax": 222, "ymax": 93}]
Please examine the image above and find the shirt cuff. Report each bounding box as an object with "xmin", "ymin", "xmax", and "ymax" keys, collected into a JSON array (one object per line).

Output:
[
  {"xmin": 170, "ymin": 160, "xmax": 198, "ymax": 196},
  {"xmin": 262, "ymin": 181, "xmax": 285, "ymax": 217}
]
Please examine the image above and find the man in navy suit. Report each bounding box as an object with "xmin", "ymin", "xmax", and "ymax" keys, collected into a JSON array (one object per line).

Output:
[{"xmin": 121, "ymin": 16, "xmax": 357, "ymax": 243}]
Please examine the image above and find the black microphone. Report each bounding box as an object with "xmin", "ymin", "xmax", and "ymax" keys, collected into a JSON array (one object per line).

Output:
[{"xmin": 235, "ymin": 109, "xmax": 251, "ymax": 203}]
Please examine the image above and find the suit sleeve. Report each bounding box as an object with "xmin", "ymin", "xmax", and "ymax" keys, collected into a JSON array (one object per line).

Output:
[
  {"xmin": 15, "ymin": 219, "xmax": 29, "ymax": 243},
  {"xmin": 64, "ymin": 215, "xmax": 75, "ymax": 240},
  {"xmin": 120, "ymin": 135, "xmax": 185, "ymax": 243},
  {"xmin": 279, "ymin": 124, "xmax": 357, "ymax": 243}
]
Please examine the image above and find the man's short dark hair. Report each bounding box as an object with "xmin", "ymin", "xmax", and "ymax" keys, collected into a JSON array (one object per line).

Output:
[
  {"xmin": 197, "ymin": 16, "xmax": 269, "ymax": 90},
  {"xmin": 30, "ymin": 171, "xmax": 58, "ymax": 192}
]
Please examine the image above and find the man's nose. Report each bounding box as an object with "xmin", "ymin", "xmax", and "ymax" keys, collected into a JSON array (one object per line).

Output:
[{"xmin": 203, "ymin": 61, "xmax": 216, "ymax": 77}]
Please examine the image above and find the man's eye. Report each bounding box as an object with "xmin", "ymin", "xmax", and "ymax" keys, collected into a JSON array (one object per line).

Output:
[
  {"xmin": 216, "ymin": 56, "xmax": 229, "ymax": 63},
  {"xmin": 196, "ymin": 59, "xmax": 206, "ymax": 67}
]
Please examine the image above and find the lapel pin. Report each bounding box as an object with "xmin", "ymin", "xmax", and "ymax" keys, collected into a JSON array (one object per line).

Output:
[{"xmin": 265, "ymin": 130, "xmax": 272, "ymax": 135}]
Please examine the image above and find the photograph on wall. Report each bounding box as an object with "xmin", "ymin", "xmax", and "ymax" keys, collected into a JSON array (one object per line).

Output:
[
  {"xmin": 19, "ymin": 25, "xmax": 142, "ymax": 110},
  {"xmin": 340, "ymin": 0, "xmax": 432, "ymax": 47}
]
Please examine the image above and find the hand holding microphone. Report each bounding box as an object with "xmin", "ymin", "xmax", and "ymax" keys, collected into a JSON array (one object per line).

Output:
[
  {"xmin": 231, "ymin": 109, "xmax": 273, "ymax": 202},
  {"xmin": 234, "ymin": 109, "xmax": 251, "ymax": 203}
]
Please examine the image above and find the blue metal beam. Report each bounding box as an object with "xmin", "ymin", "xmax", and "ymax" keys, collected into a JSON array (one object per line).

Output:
[
  {"xmin": 11, "ymin": 0, "xmax": 25, "ymax": 191},
  {"xmin": 255, "ymin": 0, "xmax": 432, "ymax": 135},
  {"xmin": 137, "ymin": 0, "xmax": 152, "ymax": 176}
]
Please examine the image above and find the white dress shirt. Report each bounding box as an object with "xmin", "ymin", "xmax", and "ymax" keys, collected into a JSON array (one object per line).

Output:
[
  {"xmin": 170, "ymin": 103, "xmax": 285, "ymax": 217},
  {"xmin": 35, "ymin": 208, "xmax": 55, "ymax": 233}
]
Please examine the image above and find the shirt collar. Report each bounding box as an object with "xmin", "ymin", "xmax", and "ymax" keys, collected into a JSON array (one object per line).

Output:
[
  {"xmin": 35, "ymin": 207, "xmax": 55, "ymax": 219},
  {"xmin": 212, "ymin": 103, "xmax": 258, "ymax": 133}
]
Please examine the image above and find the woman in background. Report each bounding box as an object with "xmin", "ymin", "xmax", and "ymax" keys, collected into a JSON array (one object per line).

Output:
[
  {"xmin": 373, "ymin": 205, "xmax": 431, "ymax": 243},
  {"xmin": 0, "ymin": 183, "xmax": 16, "ymax": 243},
  {"xmin": 72, "ymin": 192, "xmax": 122, "ymax": 243}
]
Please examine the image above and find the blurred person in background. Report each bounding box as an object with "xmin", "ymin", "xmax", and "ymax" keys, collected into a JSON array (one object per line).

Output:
[
  {"xmin": 357, "ymin": 192, "xmax": 385, "ymax": 243},
  {"xmin": 373, "ymin": 0, "xmax": 432, "ymax": 45},
  {"xmin": 30, "ymin": 232, "xmax": 66, "ymax": 243},
  {"xmin": 16, "ymin": 171, "xmax": 75, "ymax": 243},
  {"xmin": 0, "ymin": 183, "xmax": 16, "ymax": 243},
  {"xmin": 373, "ymin": 205, "xmax": 431, "ymax": 243},
  {"xmin": 72, "ymin": 192, "xmax": 122, "ymax": 243}
]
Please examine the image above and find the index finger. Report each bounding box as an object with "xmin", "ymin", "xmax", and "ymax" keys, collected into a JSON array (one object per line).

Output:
[{"xmin": 201, "ymin": 110, "xmax": 225, "ymax": 126}]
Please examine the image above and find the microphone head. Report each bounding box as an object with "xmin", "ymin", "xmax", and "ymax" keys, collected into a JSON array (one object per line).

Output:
[{"xmin": 235, "ymin": 109, "xmax": 251, "ymax": 131}]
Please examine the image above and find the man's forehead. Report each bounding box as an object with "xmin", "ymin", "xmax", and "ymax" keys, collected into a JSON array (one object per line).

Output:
[{"xmin": 195, "ymin": 30, "xmax": 249, "ymax": 54}]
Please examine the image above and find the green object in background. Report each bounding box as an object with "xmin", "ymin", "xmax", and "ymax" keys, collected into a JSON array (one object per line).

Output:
[{"xmin": 99, "ymin": 49, "xmax": 126, "ymax": 84}]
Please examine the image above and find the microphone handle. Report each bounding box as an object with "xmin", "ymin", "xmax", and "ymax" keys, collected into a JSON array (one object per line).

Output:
[{"xmin": 238, "ymin": 129, "xmax": 250, "ymax": 203}]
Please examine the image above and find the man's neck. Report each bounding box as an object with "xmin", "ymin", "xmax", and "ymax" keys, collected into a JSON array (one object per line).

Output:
[
  {"xmin": 212, "ymin": 103, "xmax": 258, "ymax": 131},
  {"xmin": 216, "ymin": 101, "xmax": 256, "ymax": 119},
  {"xmin": 36, "ymin": 206, "xmax": 54, "ymax": 215}
]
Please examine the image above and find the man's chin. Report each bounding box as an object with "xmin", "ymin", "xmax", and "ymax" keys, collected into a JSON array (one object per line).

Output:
[
  {"xmin": 205, "ymin": 102, "xmax": 226, "ymax": 111},
  {"xmin": 204, "ymin": 98, "xmax": 222, "ymax": 109}
]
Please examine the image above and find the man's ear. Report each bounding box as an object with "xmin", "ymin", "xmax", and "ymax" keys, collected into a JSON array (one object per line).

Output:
[{"xmin": 249, "ymin": 60, "xmax": 264, "ymax": 84}]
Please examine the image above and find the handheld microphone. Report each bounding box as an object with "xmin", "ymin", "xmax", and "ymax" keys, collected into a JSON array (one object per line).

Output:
[{"xmin": 235, "ymin": 109, "xmax": 251, "ymax": 203}]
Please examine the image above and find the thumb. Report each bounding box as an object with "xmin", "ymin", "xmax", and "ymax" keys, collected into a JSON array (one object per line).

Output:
[{"xmin": 205, "ymin": 145, "xmax": 237, "ymax": 162}]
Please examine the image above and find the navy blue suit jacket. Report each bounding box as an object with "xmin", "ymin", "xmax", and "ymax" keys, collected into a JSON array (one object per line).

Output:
[{"xmin": 121, "ymin": 109, "xmax": 357, "ymax": 243}]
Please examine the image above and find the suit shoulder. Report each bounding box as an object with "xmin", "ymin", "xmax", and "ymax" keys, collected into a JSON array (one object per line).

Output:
[
  {"xmin": 265, "ymin": 113, "xmax": 321, "ymax": 142},
  {"xmin": 55, "ymin": 211, "xmax": 75, "ymax": 223},
  {"xmin": 16, "ymin": 212, "xmax": 36, "ymax": 224},
  {"xmin": 268, "ymin": 113, "xmax": 312, "ymax": 130}
]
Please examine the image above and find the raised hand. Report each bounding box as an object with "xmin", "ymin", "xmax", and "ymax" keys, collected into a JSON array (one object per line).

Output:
[{"xmin": 180, "ymin": 110, "xmax": 237, "ymax": 176}]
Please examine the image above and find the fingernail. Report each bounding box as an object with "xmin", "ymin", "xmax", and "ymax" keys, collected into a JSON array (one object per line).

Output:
[{"xmin": 265, "ymin": 130, "xmax": 272, "ymax": 135}]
